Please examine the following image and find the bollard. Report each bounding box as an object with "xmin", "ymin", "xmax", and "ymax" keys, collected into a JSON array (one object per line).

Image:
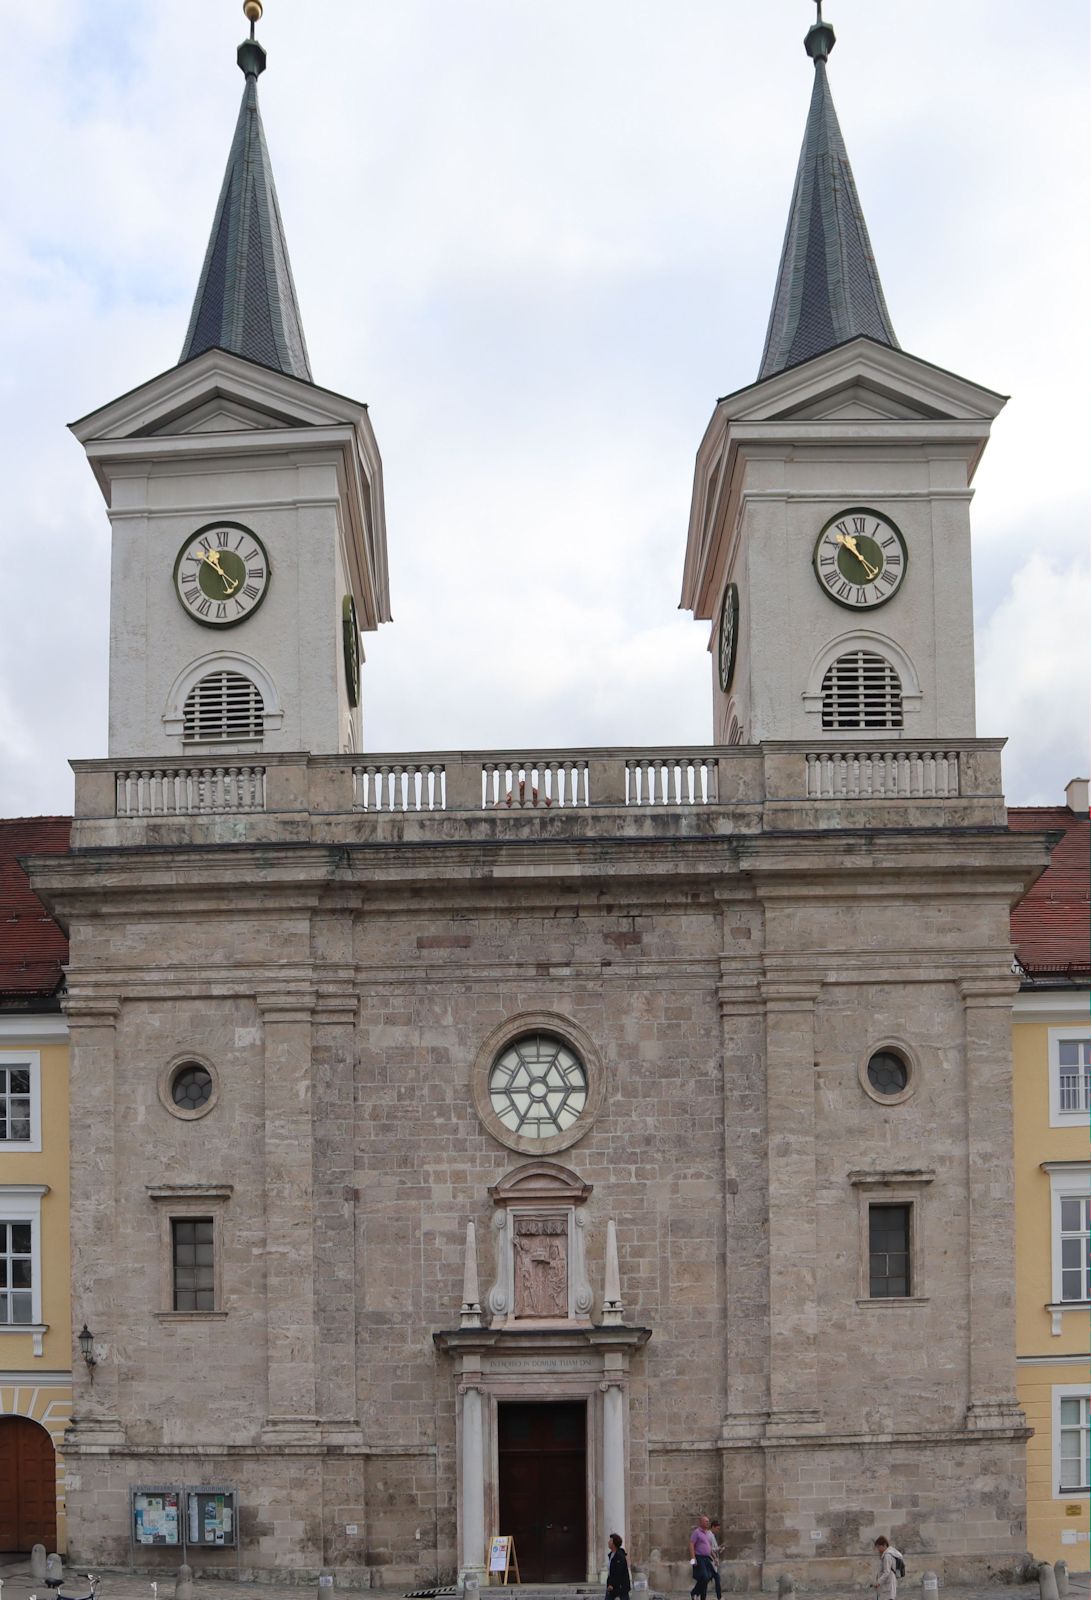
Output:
[
  {"xmin": 1055, "ymin": 1562, "xmax": 1070, "ymax": 1599},
  {"xmin": 45, "ymin": 1558, "xmax": 63, "ymax": 1586},
  {"xmin": 777, "ymin": 1577, "xmax": 795, "ymax": 1598},
  {"xmin": 462, "ymin": 1576, "xmax": 481, "ymax": 1600},
  {"xmin": 922, "ymin": 1573, "xmax": 938, "ymax": 1600},
  {"xmin": 31, "ymin": 1548, "xmax": 48, "ymax": 1582},
  {"xmin": 175, "ymin": 1565, "xmax": 194, "ymax": 1600},
  {"xmin": 1039, "ymin": 1562, "xmax": 1060, "ymax": 1600},
  {"xmin": 317, "ymin": 1574, "xmax": 335, "ymax": 1600}
]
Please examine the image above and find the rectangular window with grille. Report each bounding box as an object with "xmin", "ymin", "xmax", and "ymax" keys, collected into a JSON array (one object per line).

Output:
[
  {"xmin": 1050, "ymin": 1031, "xmax": 1091, "ymax": 1125},
  {"xmin": 172, "ymin": 1217, "xmax": 216, "ymax": 1311},
  {"xmin": 868, "ymin": 1203, "xmax": 911, "ymax": 1297}
]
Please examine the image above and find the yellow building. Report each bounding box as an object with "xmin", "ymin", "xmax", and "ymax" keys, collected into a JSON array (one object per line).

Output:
[
  {"xmin": 0, "ymin": 818, "xmax": 72, "ymax": 1554},
  {"xmin": 1011, "ymin": 781, "xmax": 1091, "ymax": 1566}
]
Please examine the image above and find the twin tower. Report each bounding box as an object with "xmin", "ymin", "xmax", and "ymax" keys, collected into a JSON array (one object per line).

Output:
[{"xmin": 72, "ymin": 8, "xmax": 1003, "ymax": 764}]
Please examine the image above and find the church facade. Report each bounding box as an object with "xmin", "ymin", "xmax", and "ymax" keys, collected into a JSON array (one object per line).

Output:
[{"xmin": 30, "ymin": 6, "xmax": 1047, "ymax": 1589}]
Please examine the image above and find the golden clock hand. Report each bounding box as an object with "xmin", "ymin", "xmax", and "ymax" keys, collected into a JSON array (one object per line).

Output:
[
  {"xmin": 835, "ymin": 532, "xmax": 879, "ymax": 581},
  {"xmin": 201, "ymin": 548, "xmax": 240, "ymax": 595}
]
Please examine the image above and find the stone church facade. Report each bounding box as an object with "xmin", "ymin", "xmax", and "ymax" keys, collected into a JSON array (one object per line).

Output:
[{"xmin": 30, "ymin": 6, "xmax": 1047, "ymax": 1590}]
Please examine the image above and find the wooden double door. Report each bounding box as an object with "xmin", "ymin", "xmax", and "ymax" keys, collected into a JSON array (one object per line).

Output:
[
  {"xmin": 0, "ymin": 1416, "xmax": 57, "ymax": 1553},
  {"xmin": 497, "ymin": 1401, "xmax": 587, "ymax": 1582}
]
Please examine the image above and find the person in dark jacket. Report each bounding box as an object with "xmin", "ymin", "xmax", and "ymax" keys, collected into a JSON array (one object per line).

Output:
[{"xmin": 606, "ymin": 1533, "xmax": 631, "ymax": 1600}]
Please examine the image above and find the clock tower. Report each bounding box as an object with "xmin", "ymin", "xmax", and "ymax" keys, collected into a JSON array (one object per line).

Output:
[
  {"xmin": 682, "ymin": 7, "xmax": 1004, "ymax": 746},
  {"xmin": 71, "ymin": 3, "xmax": 389, "ymax": 760}
]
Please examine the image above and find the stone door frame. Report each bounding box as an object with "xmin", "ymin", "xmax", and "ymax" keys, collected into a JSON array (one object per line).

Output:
[{"xmin": 435, "ymin": 1326, "xmax": 650, "ymax": 1584}]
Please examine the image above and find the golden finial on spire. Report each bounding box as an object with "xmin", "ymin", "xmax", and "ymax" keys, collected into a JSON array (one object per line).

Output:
[{"xmin": 243, "ymin": 1, "xmax": 263, "ymax": 22}]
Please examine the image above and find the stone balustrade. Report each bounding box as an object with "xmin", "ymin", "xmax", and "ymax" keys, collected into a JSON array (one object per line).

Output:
[{"xmin": 71, "ymin": 738, "xmax": 1008, "ymax": 840}]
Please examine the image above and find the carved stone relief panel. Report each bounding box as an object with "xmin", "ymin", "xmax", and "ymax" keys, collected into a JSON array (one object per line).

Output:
[{"xmin": 514, "ymin": 1216, "xmax": 569, "ymax": 1318}]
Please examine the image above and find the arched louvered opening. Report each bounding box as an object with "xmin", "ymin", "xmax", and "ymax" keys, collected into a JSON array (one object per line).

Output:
[
  {"xmin": 821, "ymin": 650, "xmax": 903, "ymax": 731},
  {"xmin": 183, "ymin": 671, "xmax": 264, "ymax": 743}
]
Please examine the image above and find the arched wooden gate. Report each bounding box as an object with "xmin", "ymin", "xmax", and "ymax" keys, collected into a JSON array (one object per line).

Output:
[{"xmin": 0, "ymin": 1415, "xmax": 57, "ymax": 1552}]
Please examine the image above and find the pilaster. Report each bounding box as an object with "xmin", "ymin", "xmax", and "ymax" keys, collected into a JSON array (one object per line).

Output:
[
  {"xmin": 258, "ymin": 988, "xmax": 320, "ymax": 1440},
  {"xmin": 718, "ymin": 963, "xmax": 769, "ymax": 1442},
  {"xmin": 959, "ymin": 974, "xmax": 1026, "ymax": 1430},
  {"xmin": 762, "ymin": 977, "xmax": 823, "ymax": 1438},
  {"xmin": 312, "ymin": 970, "xmax": 361, "ymax": 1440},
  {"xmin": 63, "ymin": 995, "xmax": 126, "ymax": 1447}
]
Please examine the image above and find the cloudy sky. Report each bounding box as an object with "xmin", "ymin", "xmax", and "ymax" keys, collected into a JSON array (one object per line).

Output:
[{"xmin": 1, "ymin": 0, "xmax": 1087, "ymax": 814}]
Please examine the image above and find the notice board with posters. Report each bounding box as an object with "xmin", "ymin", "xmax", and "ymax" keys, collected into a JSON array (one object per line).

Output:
[
  {"xmin": 187, "ymin": 1487, "xmax": 238, "ymax": 1547},
  {"xmin": 131, "ymin": 1488, "xmax": 183, "ymax": 1547}
]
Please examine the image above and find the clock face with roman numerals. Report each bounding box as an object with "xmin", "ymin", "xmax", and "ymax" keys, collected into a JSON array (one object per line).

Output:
[
  {"xmin": 813, "ymin": 507, "xmax": 907, "ymax": 610},
  {"xmin": 173, "ymin": 521, "xmax": 270, "ymax": 628}
]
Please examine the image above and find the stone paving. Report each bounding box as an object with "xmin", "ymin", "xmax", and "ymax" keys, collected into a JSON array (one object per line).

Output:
[{"xmin": 0, "ymin": 1564, "xmax": 1086, "ymax": 1600}]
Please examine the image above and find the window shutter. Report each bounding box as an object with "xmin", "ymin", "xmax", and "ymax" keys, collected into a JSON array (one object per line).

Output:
[
  {"xmin": 183, "ymin": 671, "xmax": 264, "ymax": 742},
  {"xmin": 821, "ymin": 650, "xmax": 903, "ymax": 731}
]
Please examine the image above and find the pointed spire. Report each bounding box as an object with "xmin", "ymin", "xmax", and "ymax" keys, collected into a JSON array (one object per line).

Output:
[
  {"xmin": 180, "ymin": 1, "xmax": 313, "ymax": 381},
  {"xmin": 757, "ymin": 6, "xmax": 898, "ymax": 381}
]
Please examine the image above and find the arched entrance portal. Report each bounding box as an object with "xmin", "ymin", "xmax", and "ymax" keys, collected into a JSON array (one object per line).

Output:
[{"xmin": 0, "ymin": 1416, "xmax": 57, "ymax": 1552}]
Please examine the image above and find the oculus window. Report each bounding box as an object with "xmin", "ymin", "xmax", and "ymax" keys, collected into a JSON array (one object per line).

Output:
[{"xmin": 488, "ymin": 1034, "xmax": 588, "ymax": 1139}]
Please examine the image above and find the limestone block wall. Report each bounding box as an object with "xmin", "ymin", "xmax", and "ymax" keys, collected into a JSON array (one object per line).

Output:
[{"xmin": 49, "ymin": 817, "xmax": 1038, "ymax": 1586}]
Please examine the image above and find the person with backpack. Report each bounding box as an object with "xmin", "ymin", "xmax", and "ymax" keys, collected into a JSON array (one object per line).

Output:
[{"xmin": 874, "ymin": 1536, "xmax": 905, "ymax": 1599}]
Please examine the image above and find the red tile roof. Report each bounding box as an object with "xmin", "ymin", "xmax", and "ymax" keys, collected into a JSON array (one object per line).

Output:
[
  {"xmin": 0, "ymin": 818, "xmax": 71, "ymax": 999},
  {"xmin": 1009, "ymin": 805, "xmax": 1090, "ymax": 979}
]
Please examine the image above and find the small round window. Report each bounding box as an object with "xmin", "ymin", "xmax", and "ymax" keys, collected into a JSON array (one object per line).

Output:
[
  {"xmin": 866, "ymin": 1050, "xmax": 909, "ymax": 1098},
  {"xmin": 159, "ymin": 1056, "xmax": 219, "ymax": 1121},
  {"xmin": 488, "ymin": 1033, "xmax": 588, "ymax": 1139},
  {"xmin": 172, "ymin": 1063, "xmax": 213, "ymax": 1110}
]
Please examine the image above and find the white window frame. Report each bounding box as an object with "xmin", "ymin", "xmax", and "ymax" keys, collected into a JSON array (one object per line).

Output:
[
  {"xmin": 1047, "ymin": 1165, "xmax": 1091, "ymax": 1310},
  {"xmin": 1053, "ymin": 1384, "xmax": 1091, "ymax": 1497},
  {"xmin": 0, "ymin": 1184, "xmax": 48, "ymax": 1355},
  {"xmin": 1049, "ymin": 1027, "xmax": 1091, "ymax": 1128},
  {"xmin": 0, "ymin": 1050, "xmax": 42, "ymax": 1152}
]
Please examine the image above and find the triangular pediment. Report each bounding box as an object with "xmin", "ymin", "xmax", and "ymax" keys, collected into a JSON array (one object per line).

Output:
[
  {"xmin": 774, "ymin": 379, "xmax": 945, "ymax": 422},
  {"xmin": 722, "ymin": 338, "xmax": 1007, "ymax": 425},
  {"xmin": 70, "ymin": 347, "xmax": 370, "ymax": 445},
  {"xmin": 147, "ymin": 395, "xmax": 304, "ymax": 436}
]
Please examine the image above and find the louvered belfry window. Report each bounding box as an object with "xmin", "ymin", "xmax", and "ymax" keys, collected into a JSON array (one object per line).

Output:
[
  {"xmin": 183, "ymin": 671, "xmax": 264, "ymax": 742},
  {"xmin": 821, "ymin": 650, "xmax": 903, "ymax": 730}
]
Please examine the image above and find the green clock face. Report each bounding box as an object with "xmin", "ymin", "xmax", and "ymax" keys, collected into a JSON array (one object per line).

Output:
[
  {"xmin": 342, "ymin": 594, "xmax": 360, "ymax": 707},
  {"xmin": 174, "ymin": 521, "xmax": 270, "ymax": 627},
  {"xmin": 717, "ymin": 582, "xmax": 739, "ymax": 693},
  {"xmin": 813, "ymin": 507, "xmax": 907, "ymax": 610}
]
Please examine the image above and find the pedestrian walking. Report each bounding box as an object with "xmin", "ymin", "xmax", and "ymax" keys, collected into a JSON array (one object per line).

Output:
[
  {"xmin": 874, "ymin": 1536, "xmax": 902, "ymax": 1600},
  {"xmin": 689, "ymin": 1514, "xmax": 715, "ymax": 1600},
  {"xmin": 606, "ymin": 1533, "xmax": 631, "ymax": 1600},
  {"xmin": 708, "ymin": 1518, "xmax": 723, "ymax": 1600}
]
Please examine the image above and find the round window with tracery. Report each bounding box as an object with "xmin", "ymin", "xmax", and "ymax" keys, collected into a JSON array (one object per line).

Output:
[{"xmin": 488, "ymin": 1033, "xmax": 588, "ymax": 1139}]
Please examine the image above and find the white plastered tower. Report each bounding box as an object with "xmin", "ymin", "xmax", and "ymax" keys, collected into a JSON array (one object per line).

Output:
[
  {"xmin": 681, "ymin": 12, "xmax": 1004, "ymax": 747},
  {"xmin": 70, "ymin": 19, "xmax": 389, "ymax": 762}
]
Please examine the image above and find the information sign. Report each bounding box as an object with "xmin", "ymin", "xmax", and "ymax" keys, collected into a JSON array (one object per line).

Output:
[
  {"xmin": 132, "ymin": 1489, "xmax": 182, "ymax": 1547},
  {"xmin": 488, "ymin": 1535, "xmax": 520, "ymax": 1584},
  {"xmin": 186, "ymin": 1488, "xmax": 237, "ymax": 1548}
]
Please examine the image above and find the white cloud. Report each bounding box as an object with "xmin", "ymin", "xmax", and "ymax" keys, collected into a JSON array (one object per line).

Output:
[
  {"xmin": 977, "ymin": 554, "xmax": 1091, "ymax": 805},
  {"xmin": 0, "ymin": 0, "xmax": 1087, "ymax": 812}
]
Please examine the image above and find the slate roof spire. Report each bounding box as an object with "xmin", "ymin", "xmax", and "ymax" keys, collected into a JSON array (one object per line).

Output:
[
  {"xmin": 757, "ymin": 4, "xmax": 899, "ymax": 381},
  {"xmin": 180, "ymin": 1, "xmax": 313, "ymax": 381}
]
